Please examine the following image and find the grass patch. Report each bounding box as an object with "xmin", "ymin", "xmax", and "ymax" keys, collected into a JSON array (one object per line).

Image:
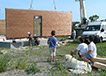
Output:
[
  {"xmin": 8, "ymin": 57, "xmax": 28, "ymax": 70},
  {"xmin": 25, "ymin": 62, "xmax": 40, "ymax": 75},
  {"xmin": 57, "ymin": 41, "xmax": 106, "ymax": 57},
  {"xmin": 56, "ymin": 41, "xmax": 78, "ymax": 56},
  {"xmin": 0, "ymin": 48, "xmax": 9, "ymax": 51},
  {"xmin": 0, "ymin": 54, "xmax": 11, "ymax": 72},
  {"xmin": 48, "ymin": 61, "xmax": 68, "ymax": 76},
  {"xmin": 0, "ymin": 40, "xmax": 106, "ymax": 75},
  {"xmin": 56, "ymin": 36, "xmax": 69, "ymax": 39},
  {"xmin": 96, "ymin": 42, "xmax": 106, "ymax": 57}
]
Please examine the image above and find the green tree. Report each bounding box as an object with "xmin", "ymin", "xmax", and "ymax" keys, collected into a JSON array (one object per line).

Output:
[
  {"xmin": 101, "ymin": 19, "xmax": 106, "ymax": 22},
  {"xmin": 89, "ymin": 15, "xmax": 99, "ymax": 22}
]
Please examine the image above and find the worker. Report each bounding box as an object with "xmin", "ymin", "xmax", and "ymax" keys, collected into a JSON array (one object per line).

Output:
[
  {"xmin": 72, "ymin": 29, "xmax": 76, "ymax": 41},
  {"xmin": 48, "ymin": 30, "xmax": 57, "ymax": 62},
  {"xmin": 71, "ymin": 37, "xmax": 88, "ymax": 60},
  {"xmin": 81, "ymin": 36, "xmax": 97, "ymax": 65},
  {"xmin": 27, "ymin": 32, "xmax": 33, "ymax": 46}
]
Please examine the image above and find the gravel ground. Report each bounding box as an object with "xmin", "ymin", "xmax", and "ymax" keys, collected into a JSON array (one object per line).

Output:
[
  {"xmin": 0, "ymin": 44, "xmax": 105, "ymax": 76},
  {"xmin": 0, "ymin": 47, "xmax": 59, "ymax": 76}
]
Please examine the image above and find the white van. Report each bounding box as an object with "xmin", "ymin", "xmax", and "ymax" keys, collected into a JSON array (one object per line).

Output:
[{"xmin": 83, "ymin": 21, "xmax": 106, "ymax": 43}]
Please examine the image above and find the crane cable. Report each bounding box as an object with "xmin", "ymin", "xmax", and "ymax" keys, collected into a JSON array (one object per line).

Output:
[
  {"xmin": 53, "ymin": 0, "xmax": 56, "ymax": 10},
  {"xmin": 30, "ymin": 0, "xmax": 56, "ymax": 10},
  {"xmin": 30, "ymin": 0, "xmax": 33, "ymax": 9}
]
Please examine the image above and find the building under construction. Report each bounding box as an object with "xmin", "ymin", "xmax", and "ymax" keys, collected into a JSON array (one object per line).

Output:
[
  {"xmin": 1, "ymin": 8, "xmax": 72, "ymax": 39},
  {"xmin": 0, "ymin": 20, "xmax": 5, "ymax": 35}
]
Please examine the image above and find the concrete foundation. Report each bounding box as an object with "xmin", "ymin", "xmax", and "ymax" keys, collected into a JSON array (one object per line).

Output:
[
  {"xmin": 39, "ymin": 38, "xmax": 48, "ymax": 46},
  {"xmin": 0, "ymin": 38, "xmax": 48, "ymax": 48},
  {"xmin": 0, "ymin": 41, "xmax": 29, "ymax": 48}
]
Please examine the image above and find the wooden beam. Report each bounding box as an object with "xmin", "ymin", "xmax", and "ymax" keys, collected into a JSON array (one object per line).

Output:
[
  {"xmin": 91, "ymin": 57, "xmax": 106, "ymax": 64},
  {"xmin": 93, "ymin": 62, "xmax": 106, "ymax": 70}
]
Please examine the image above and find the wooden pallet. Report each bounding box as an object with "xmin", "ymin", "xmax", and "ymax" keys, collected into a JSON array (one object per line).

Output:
[
  {"xmin": 93, "ymin": 62, "xmax": 106, "ymax": 70},
  {"xmin": 91, "ymin": 57, "xmax": 106, "ymax": 64},
  {"xmin": 91, "ymin": 57, "xmax": 106, "ymax": 70}
]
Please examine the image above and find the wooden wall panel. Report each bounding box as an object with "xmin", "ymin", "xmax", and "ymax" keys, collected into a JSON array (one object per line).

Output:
[
  {"xmin": 6, "ymin": 8, "xmax": 72, "ymax": 39},
  {"xmin": 0, "ymin": 20, "xmax": 6, "ymax": 35}
]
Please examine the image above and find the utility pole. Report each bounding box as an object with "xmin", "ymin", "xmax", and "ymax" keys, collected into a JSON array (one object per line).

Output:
[{"xmin": 30, "ymin": 0, "xmax": 33, "ymax": 9}]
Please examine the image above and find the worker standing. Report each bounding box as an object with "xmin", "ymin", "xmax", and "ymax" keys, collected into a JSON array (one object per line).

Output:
[
  {"xmin": 47, "ymin": 30, "xmax": 57, "ymax": 62},
  {"xmin": 27, "ymin": 32, "xmax": 33, "ymax": 46},
  {"xmin": 72, "ymin": 29, "xmax": 76, "ymax": 41}
]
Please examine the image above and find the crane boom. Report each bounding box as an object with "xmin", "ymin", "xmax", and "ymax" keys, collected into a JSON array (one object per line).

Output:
[{"xmin": 75, "ymin": 0, "xmax": 87, "ymax": 23}]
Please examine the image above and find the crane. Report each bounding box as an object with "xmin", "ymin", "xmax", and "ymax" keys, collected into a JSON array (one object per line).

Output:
[
  {"xmin": 29, "ymin": 0, "xmax": 86, "ymax": 19},
  {"xmin": 75, "ymin": 0, "xmax": 87, "ymax": 24},
  {"xmin": 75, "ymin": 0, "xmax": 87, "ymax": 37}
]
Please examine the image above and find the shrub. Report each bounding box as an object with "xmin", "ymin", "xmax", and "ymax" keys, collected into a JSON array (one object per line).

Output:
[
  {"xmin": 0, "ymin": 54, "xmax": 11, "ymax": 72},
  {"xmin": 99, "ymin": 68, "xmax": 106, "ymax": 76},
  {"xmin": 49, "ymin": 61, "xmax": 68, "ymax": 76},
  {"xmin": 8, "ymin": 57, "xmax": 28, "ymax": 70},
  {"xmin": 25, "ymin": 62, "xmax": 40, "ymax": 75}
]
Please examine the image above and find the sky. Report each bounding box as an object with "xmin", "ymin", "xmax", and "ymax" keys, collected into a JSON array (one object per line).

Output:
[{"xmin": 0, "ymin": 0, "xmax": 106, "ymax": 21}]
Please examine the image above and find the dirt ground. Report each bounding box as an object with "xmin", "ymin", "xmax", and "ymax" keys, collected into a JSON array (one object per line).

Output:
[{"xmin": 0, "ymin": 43, "xmax": 105, "ymax": 76}]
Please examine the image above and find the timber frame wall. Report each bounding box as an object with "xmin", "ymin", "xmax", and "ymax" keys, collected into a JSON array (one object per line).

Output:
[
  {"xmin": 6, "ymin": 8, "xmax": 72, "ymax": 39},
  {"xmin": 0, "ymin": 20, "xmax": 5, "ymax": 35}
]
